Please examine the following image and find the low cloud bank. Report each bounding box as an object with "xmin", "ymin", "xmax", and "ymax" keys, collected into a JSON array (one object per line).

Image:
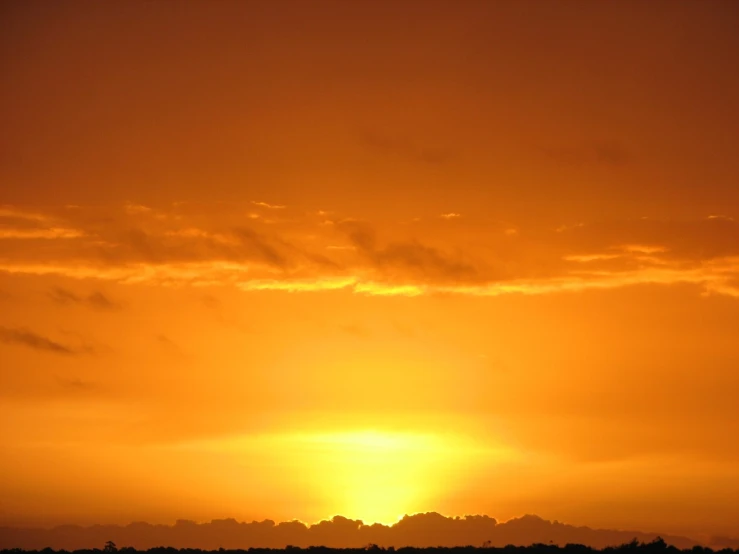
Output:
[{"xmin": 0, "ymin": 514, "xmax": 730, "ymax": 551}]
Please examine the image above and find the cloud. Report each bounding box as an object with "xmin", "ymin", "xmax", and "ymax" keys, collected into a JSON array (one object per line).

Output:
[
  {"xmin": 164, "ymin": 228, "xmax": 237, "ymax": 244},
  {"xmin": 617, "ymin": 244, "xmax": 668, "ymax": 254},
  {"xmin": 0, "ymin": 227, "xmax": 84, "ymax": 239},
  {"xmin": 231, "ymin": 227, "xmax": 290, "ymax": 269},
  {"xmin": 87, "ymin": 291, "xmax": 120, "ymax": 310},
  {"xmin": 440, "ymin": 212, "xmax": 461, "ymax": 219},
  {"xmin": 338, "ymin": 220, "xmax": 481, "ymax": 285},
  {"xmin": 49, "ymin": 287, "xmax": 122, "ymax": 311},
  {"xmin": 707, "ymin": 214, "xmax": 734, "ymax": 221},
  {"xmin": 0, "ymin": 206, "xmax": 85, "ymax": 239},
  {"xmin": 0, "ymin": 326, "xmax": 78, "ymax": 355},
  {"xmin": 354, "ymin": 281, "xmax": 424, "ymax": 296},
  {"xmin": 238, "ymin": 277, "xmax": 357, "ymax": 293},
  {"xmin": 556, "ymin": 217, "xmax": 739, "ymax": 261},
  {"xmin": 0, "ymin": 513, "xmax": 707, "ymax": 550},
  {"xmin": 91, "ymin": 224, "xmax": 303, "ymax": 271},
  {"xmin": 374, "ymin": 241, "xmax": 479, "ymax": 283},
  {"xmin": 251, "ymin": 201, "xmax": 286, "ymax": 209},
  {"xmin": 123, "ymin": 202, "xmax": 153, "ymax": 215},
  {"xmin": 155, "ymin": 334, "xmax": 188, "ymax": 357},
  {"xmin": 0, "ymin": 204, "xmax": 738, "ymax": 300},
  {"xmin": 0, "ymin": 206, "xmax": 50, "ymax": 222}
]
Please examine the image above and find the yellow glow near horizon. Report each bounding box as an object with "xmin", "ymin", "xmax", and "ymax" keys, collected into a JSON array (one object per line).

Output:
[
  {"xmin": 277, "ymin": 429, "xmax": 515, "ymax": 525},
  {"xmin": 292, "ymin": 430, "xmax": 439, "ymax": 451},
  {"xmin": 175, "ymin": 429, "xmax": 501, "ymax": 525},
  {"xmin": 292, "ymin": 430, "xmax": 457, "ymax": 524}
]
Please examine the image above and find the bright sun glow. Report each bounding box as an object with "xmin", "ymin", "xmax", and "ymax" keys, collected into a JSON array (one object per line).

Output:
[
  {"xmin": 173, "ymin": 428, "xmax": 511, "ymax": 525},
  {"xmin": 283, "ymin": 430, "xmax": 475, "ymax": 524}
]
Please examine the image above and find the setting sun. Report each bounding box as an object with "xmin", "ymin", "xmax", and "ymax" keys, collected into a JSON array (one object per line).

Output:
[
  {"xmin": 291, "ymin": 431, "xmax": 465, "ymax": 524},
  {"xmin": 167, "ymin": 429, "xmax": 507, "ymax": 526}
]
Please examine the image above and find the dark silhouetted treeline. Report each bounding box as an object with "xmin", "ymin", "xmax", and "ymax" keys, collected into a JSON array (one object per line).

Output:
[
  {"xmin": 2, "ymin": 515, "xmax": 739, "ymax": 552},
  {"xmin": 2, "ymin": 538, "xmax": 739, "ymax": 554}
]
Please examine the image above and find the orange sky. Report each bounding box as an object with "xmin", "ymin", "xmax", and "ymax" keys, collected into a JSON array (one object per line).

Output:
[{"xmin": 1, "ymin": 0, "xmax": 739, "ymax": 543}]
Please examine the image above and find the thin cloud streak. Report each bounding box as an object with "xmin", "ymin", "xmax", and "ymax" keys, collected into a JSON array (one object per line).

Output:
[
  {"xmin": 251, "ymin": 201, "xmax": 286, "ymax": 210},
  {"xmin": 49, "ymin": 287, "xmax": 122, "ymax": 311},
  {"xmin": 1, "ymin": 257, "xmax": 738, "ymax": 299},
  {"xmin": 0, "ymin": 206, "xmax": 51, "ymax": 222},
  {"xmin": 0, "ymin": 326, "xmax": 78, "ymax": 355},
  {"xmin": 0, "ymin": 227, "xmax": 84, "ymax": 239}
]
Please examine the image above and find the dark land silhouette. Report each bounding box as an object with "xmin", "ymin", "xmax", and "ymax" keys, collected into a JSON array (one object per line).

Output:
[
  {"xmin": 2, "ymin": 514, "xmax": 738, "ymax": 552},
  {"xmin": 2, "ymin": 537, "xmax": 739, "ymax": 554}
]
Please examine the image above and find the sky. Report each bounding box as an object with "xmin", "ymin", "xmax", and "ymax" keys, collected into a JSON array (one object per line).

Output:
[{"xmin": 1, "ymin": 0, "xmax": 739, "ymax": 545}]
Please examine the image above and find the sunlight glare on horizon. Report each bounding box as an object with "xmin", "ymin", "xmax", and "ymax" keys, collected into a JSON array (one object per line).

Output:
[
  {"xmin": 176, "ymin": 428, "xmax": 511, "ymax": 525},
  {"xmin": 288, "ymin": 430, "xmax": 473, "ymax": 525}
]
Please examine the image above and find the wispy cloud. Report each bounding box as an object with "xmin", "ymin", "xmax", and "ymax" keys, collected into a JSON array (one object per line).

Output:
[
  {"xmin": 251, "ymin": 201, "xmax": 286, "ymax": 210},
  {"xmin": 0, "ymin": 227, "xmax": 84, "ymax": 239},
  {"xmin": 0, "ymin": 326, "xmax": 79, "ymax": 355},
  {"xmin": 354, "ymin": 282, "xmax": 424, "ymax": 296},
  {"xmin": 0, "ymin": 206, "xmax": 51, "ymax": 222},
  {"xmin": 0, "ymin": 204, "xmax": 738, "ymax": 300},
  {"xmin": 563, "ymin": 254, "xmax": 622, "ymax": 263},
  {"xmin": 124, "ymin": 202, "xmax": 153, "ymax": 215},
  {"xmin": 617, "ymin": 244, "xmax": 668, "ymax": 254},
  {"xmin": 237, "ymin": 277, "xmax": 358, "ymax": 293},
  {"xmin": 0, "ymin": 205, "xmax": 85, "ymax": 239},
  {"xmin": 48, "ymin": 287, "xmax": 122, "ymax": 311}
]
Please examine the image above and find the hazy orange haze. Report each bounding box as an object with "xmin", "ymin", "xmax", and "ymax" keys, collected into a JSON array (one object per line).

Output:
[{"xmin": 1, "ymin": 0, "xmax": 739, "ymax": 543}]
